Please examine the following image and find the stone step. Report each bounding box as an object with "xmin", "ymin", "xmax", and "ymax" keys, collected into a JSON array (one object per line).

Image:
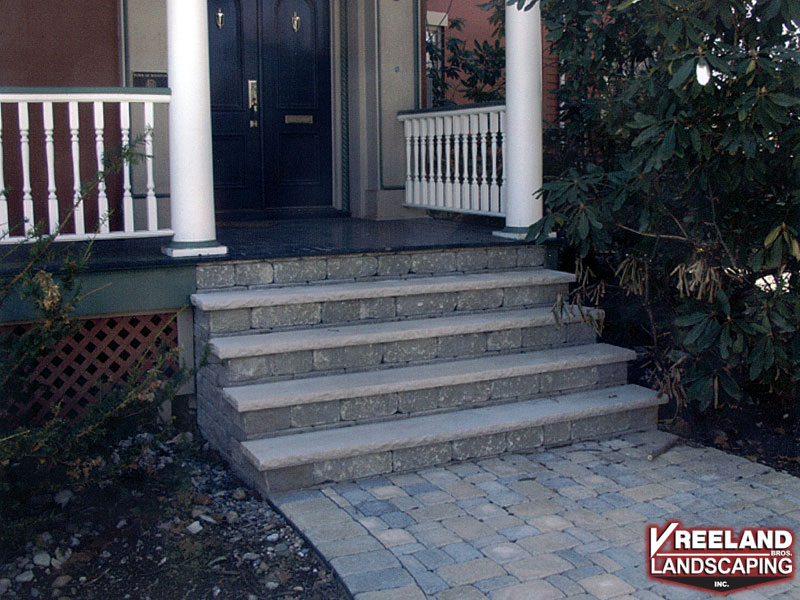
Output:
[
  {"xmin": 195, "ymin": 245, "xmax": 546, "ymax": 291},
  {"xmin": 192, "ymin": 269, "xmax": 574, "ymax": 334},
  {"xmin": 231, "ymin": 384, "xmax": 664, "ymax": 493},
  {"xmin": 208, "ymin": 306, "xmax": 601, "ymax": 385},
  {"xmin": 212, "ymin": 343, "xmax": 634, "ymax": 440}
]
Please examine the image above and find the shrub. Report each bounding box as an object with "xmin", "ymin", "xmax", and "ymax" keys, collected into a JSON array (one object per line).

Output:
[
  {"xmin": 524, "ymin": 0, "xmax": 800, "ymax": 413},
  {"xmin": 0, "ymin": 144, "xmax": 190, "ymax": 548}
]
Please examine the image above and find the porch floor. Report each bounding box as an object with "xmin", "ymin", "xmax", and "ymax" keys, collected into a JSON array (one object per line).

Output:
[{"xmin": 1, "ymin": 217, "xmax": 520, "ymax": 275}]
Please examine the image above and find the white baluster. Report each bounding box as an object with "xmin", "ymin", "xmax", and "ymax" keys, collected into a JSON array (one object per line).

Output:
[
  {"xmin": 452, "ymin": 115, "xmax": 462, "ymax": 211},
  {"xmin": 469, "ymin": 113, "xmax": 479, "ymax": 211},
  {"xmin": 435, "ymin": 116, "xmax": 444, "ymax": 207},
  {"xmin": 403, "ymin": 119, "xmax": 413, "ymax": 206},
  {"xmin": 489, "ymin": 111, "xmax": 500, "ymax": 214},
  {"xmin": 144, "ymin": 101, "xmax": 158, "ymax": 231},
  {"xmin": 500, "ymin": 110, "xmax": 507, "ymax": 215},
  {"xmin": 460, "ymin": 115, "xmax": 470, "ymax": 211},
  {"xmin": 443, "ymin": 116, "xmax": 453, "ymax": 208},
  {"xmin": 43, "ymin": 102, "xmax": 59, "ymax": 234},
  {"xmin": 120, "ymin": 101, "xmax": 134, "ymax": 232},
  {"xmin": 412, "ymin": 118, "xmax": 422, "ymax": 206},
  {"xmin": 426, "ymin": 117, "xmax": 436, "ymax": 206},
  {"xmin": 18, "ymin": 103, "xmax": 34, "ymax": 233},
  {"xmin": 93, "ymin": 101, "xmax": 109, "ymax": 233},
  {"xmin": 0, "ymin": 105, "xmax": 7, "ymax": 238},
  {"xmin": 419, "ymin": 118, "xmax": 428, "ymax": 207},
  {"xmin": 69, "ymin": 102, "xmax": 85, "ymax": 235},
  {"xmin": 479, "ymin": 112, "xmax": 489, "ymax": 212}
]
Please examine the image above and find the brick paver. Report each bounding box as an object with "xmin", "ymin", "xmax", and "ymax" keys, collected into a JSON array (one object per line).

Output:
[{"xmin": 273, "ymin": 430, "xmax": 800, "ymax": 599}]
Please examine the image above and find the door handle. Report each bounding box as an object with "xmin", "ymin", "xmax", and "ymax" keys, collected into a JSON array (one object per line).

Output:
[{"xmin": 248, "ymin": 79, "xmax": 258, "ymax": 128}]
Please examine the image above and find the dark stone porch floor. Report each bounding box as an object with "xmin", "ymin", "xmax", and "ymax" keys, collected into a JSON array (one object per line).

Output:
[{"xmin": 1, "ymin": 217, "xmax": 522, "ymax": 274}]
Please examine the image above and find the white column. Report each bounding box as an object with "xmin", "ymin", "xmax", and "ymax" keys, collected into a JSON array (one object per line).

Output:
[
  {"xmin": 163, "ymin": 0, "xmax": 227, "ymax": 257},
  {"xmin": 495, "ymin": 0, "xmax": 543, "ymax": 239}
]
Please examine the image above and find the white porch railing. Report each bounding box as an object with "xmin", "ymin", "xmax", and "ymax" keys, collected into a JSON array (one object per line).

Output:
[
  {"xmin": 398, "ymin": 103, "xmax": 506, "ymax": 217},
  {"xmin": 0, "ymin": 87, "xmax": 172, "ymax": 242}
]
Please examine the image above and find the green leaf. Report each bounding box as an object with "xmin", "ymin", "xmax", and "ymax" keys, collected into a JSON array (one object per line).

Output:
[
  {"xmin": 769, "ymin": 93, "xmax": 800, "ymax": 107},
  {"xmin": 664, "ymin": 19, "xmax": 683, "ymax": 45},
  {"xmin": 674, "ymin": 312, "xmax": 707, "ymax": 327},
  {"xmin": 669, "ymin": 60, "xmax": 696, "ymax": 90},
  {"xmin": 764, "ymin": 224, "xmax": 782, "ymax": 247}
]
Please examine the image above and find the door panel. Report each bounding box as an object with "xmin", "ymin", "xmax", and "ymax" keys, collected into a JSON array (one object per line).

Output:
[
  {"xmin": 209, "ymin": 0, "xmax": 332, "ymax": 212},
  {"xmin": 262, "ymin": 0, "xmax": 332, "ymax": 208},
  {"xmin": 209, "ymin": 0, "xmax": 261, "ymax": 211}
]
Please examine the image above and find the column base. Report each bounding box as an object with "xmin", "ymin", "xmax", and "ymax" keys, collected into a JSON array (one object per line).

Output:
[
  {"xmin": 162, "ymin": 240, "xmax": 228, "ymax": 258},
  {"xmin": 493, "ymin": 226, "xmax": 530, "ymax": 240}
]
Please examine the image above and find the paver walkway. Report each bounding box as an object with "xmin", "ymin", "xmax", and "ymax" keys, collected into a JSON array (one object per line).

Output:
[{"xmin": 272, "ymin": 430, "xmax": 800, "ymax": 599}]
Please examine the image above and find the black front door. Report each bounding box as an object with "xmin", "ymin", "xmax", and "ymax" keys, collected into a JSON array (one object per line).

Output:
[{"xmin": 209, "ymin": 0, "xmax": 333, "ymax": 213}]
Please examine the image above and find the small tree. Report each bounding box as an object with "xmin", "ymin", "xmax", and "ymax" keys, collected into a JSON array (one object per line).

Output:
[{"xmin": 524, "ymin": 0, "xmax": 800, "ymax": 413}]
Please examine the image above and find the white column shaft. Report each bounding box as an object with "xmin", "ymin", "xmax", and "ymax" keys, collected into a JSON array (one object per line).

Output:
[
  {"xmin": 166, "ymin": 0, "xmax": 224, "ymax": 252},
  {"xmin": 503, "ymin": 1, "xmax": 543, "ymax": 233}
]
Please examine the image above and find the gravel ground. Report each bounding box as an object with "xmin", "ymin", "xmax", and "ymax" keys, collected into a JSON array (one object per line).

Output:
[{"xmin": 0, "ymin": 433, "xmax": 349, "ymax": 600}]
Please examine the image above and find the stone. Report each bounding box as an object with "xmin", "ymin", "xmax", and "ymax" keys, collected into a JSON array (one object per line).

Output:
[
  {"xmin": 487, "ymin": 247, "xmax": 518, "ymax": 269},
  {"xmin": 487, "ymin": 329, "xmax": 522, "ymax": 351},
  {"xmin": 186, "ymin": 521, "xmax": 203, "ymax": 534},
  {"xmin": 209, "ymin": 309, "xmax": 250, "ymax": 334},
  {"xmin": 410, "ymin": 251, "xmax": 457, "ymax": 274},
  {"xmin": 235, "ymin": 261, "xmax": 274, "ymax": 286},
  {"xmin": 491, "ymin": 580, "xmax": 565, "ymax": 600},
  {"xmin": 313, "ymin": 344, "xmax": 383, "ymax": 371},
  {"xmin": 452, "ymin": 433, "xmax": 507, "ymax": 460},
  {"xmin": 396, "ymin": 293, "xmax": 458, "ymax": 317},
  {"xmin": 15, "ymin": 571, "xmax": 34, "ymax": 583},
  {"xmin": 516, "ymin": 246, "xmax": 545, "ymax": 267},
  {"xmin": 196, "ymin": 264, "xmax": 235, "ymax": 289},
  {"xmin": 251, "ymin": 304, "xmax": 321, "ymax": 329},
  {"xmin": 273, "ymin": 259, "xmax": 327, "ymax": 283},
  {"xmin": 578, "ymin": 574, "xmax": 634, "ymax": 599},
  {"xmin": 540, "ymin": 367, "xmax": 598, "ymax": 394},
  {"xmin": 291, "ymin": 401, "xmax": 340, "ymax": 427},
  {"xmin": 383, "ymin": 339, "xmax": 438, "ymax": 364},
  {"xmin": 455, "ymin": 248, "xmax": 488, "ymax": 272},
  {"xmin": 314, "ymin": 453, "xmax": 393, "ymax": 484},
  {"xmin": 437, "ymin": 558, "xmax": 506, "ymax": 586},
  {"xmin": 377, "ymin": 254, "xmax": 412, "ymax": 277},
  {"xmin": 456, "ymin": 288, "xmax": 504, "ymax": 311},
  {"xmin": 32, "ymin": 552, "xmax": 50, "ymax": 567},
  {"xmin": 394, "ymin": 443, "xmax": 452, "ymax": 472},
  {"xmin": 341, "ymin": 395, "xmax": 398, "ymax": 421},
  {"xmin": 437, "ymin": 333, "xmax": 486, "ymax": 358},
  {"xmin": 507, "ymin": 426, "xmax": 544, "ymax": 452},
  {"xmin": 438, "ymin": 381, "xmax": 492, "ymax": 408},
  {"xmin": 397, "ymin": 388, "xmax": 440, "ymax": 414},
  {"xmin": 327, "ymin": 256, "xmax": 378, "ymax": 280}
]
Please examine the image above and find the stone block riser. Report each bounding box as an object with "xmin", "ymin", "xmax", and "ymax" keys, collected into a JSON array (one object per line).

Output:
[
  {"xmin": 217, "ymin": 321, "xmax": 597, "ymax": 386},
  {"xmin": 252, "ymin": 406, "xmax": 659, "ymax": 494},
  {"xmin": 196, "ymin": 246, "xmax": 546, "ymax": 290},
  {"xmin": 201, "ymin": 360, "xmax": 630, "ymax": 441},
  {"xmin": 200, "ymin": 283, "xmax": 568, "ymax": 334}
]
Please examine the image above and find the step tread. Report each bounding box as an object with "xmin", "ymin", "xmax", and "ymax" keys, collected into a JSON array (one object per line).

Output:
[
  {"xmin": 192, "ymin": 269, "xmax": 574, "ymax": 311},
  {"xmin": 224, "ymin": 343, "xmax": 634, "ymax": 412},
  {"xmin": 241, "ymin": 384, "xmax": 660, "ymax": 470},
  {"xmin": 210, "ymin": 306, "xmax": 599, "ymax": 360}
]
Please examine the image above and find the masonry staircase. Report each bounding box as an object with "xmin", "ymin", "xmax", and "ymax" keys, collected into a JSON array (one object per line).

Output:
[{"xmin": 191, "ymin": 245, "xmax": 664, "ymax": 494}]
